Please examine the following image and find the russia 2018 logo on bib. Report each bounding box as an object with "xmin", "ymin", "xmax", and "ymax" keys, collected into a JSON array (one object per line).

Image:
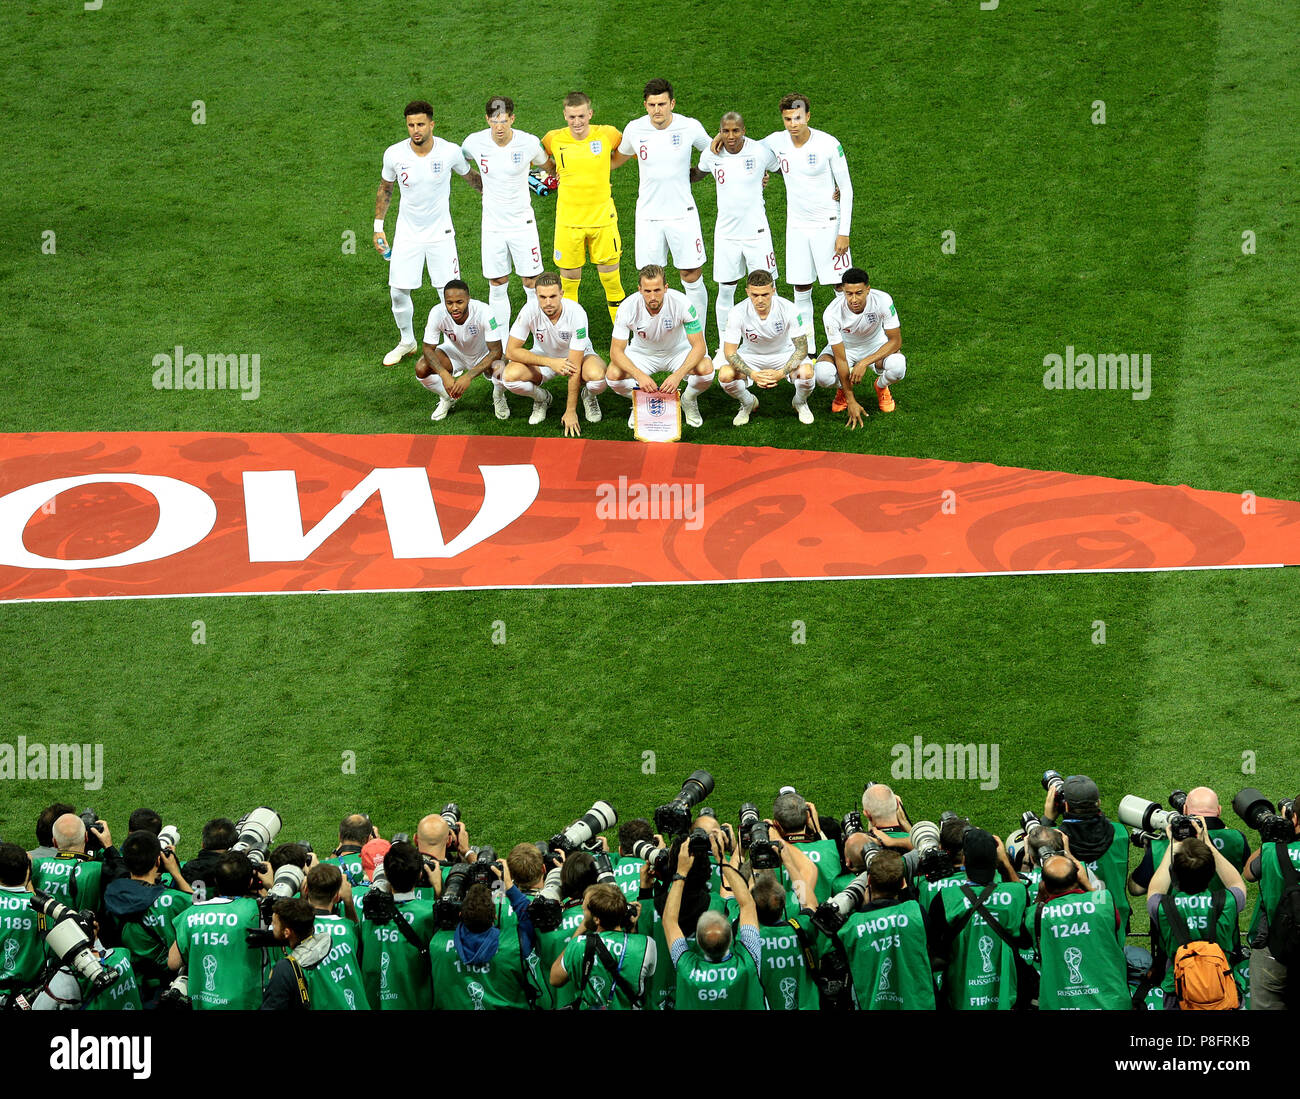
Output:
[{"xmin": 590, "ymin": 140, "xmax": 602, "ymax": 154}]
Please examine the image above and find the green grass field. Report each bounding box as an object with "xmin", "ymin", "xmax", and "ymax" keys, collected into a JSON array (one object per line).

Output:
[{"xmin": 1, "ymin": 0, "xmax": 1297, "ymax": 943}]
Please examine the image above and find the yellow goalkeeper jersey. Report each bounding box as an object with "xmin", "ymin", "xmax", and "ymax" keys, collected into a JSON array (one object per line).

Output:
[{"xmin": 542, "ymin": 124, "xmax": 623, "ymax": 228}]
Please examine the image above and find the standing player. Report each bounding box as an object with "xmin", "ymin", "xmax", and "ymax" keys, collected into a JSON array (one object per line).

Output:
[
  {"xmin": 375, "ymin": 100, "xmax": 482, "ymax": 366},
  {"xmin": 619, "ymin": 79, "xmax": 713, "ymax": 345},
  {"xmin": 414, "ymin": 280, "xmax": 505, "ymax": 422},
  {"xmin": 606, "ymin": 265, "xmax": 714, "ymax": 429},
  {"xmin": 819, "ymin": 267, "xmax": 905, "ymax": 429},
  {"xmin": 717, "ymin": 270, "xmax": 825, "ymax": 426},
  {"xmin": 761, "ymin": 93, "xmax": 854, "ymax": 356},
  {"xmin": 460, "ymin": 96, "xmax": 549, "ymax": 338},
  {"xmin": 698, "ymin": 111, "xmax": 781, "ymax": 355},
  {"xmin": 541, "ymin": 92, "xmax": 631, "ymax": 324},
  {"xmin": 502, "ymin": 271, "xmax": 608, "ymax": 432}
]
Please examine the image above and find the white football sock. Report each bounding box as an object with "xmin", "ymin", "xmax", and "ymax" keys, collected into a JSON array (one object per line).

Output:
[
  {"xmin": 504, "ymin": 377, "xmax": 538, "ymax": 399},
  {"xmin": 686, "ymin": 372, "xmax": 714, "ymax": 394},
  {"xmin": 683, "ymin": 278, "xmax": 708, "ymax": 336},
  {"xmin": 391, "ymin": 288, "xmax": 415, "ymax": 345},
  {"xmin": 488, "ymin": 282, "xmax": 511, "ymax": 337},
  {"xmin": 606, "ymin": 377, "xmax": 637, "ymax": 399},
  {"xmin": 715, "ymin": 282, "xmax": 737, "ymax": 344},
  {"xmin": 721, "ymin": 378, "xmax": 750, "ymax": 401},
  {"xmin": 419, "ymin": 373, "xmax": 448, "ymax": 397}
]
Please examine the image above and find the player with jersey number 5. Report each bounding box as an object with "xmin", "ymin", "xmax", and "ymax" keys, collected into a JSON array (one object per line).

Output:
[
  {"xmin": 375, "ymin": 101, "xmax": 482, "ymax": 367},
  {"xmin": 820, "ymin": 268, "xmax": 904, "ymax": 429},
  {"xmin": 460, "ymin": 96, "xmax": 550, "ymax": 339}
]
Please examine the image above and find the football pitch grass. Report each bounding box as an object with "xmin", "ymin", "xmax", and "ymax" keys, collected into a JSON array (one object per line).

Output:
[{"xmin": 1, "ymin": 0, "xmax": 1296, "ymax": 940}]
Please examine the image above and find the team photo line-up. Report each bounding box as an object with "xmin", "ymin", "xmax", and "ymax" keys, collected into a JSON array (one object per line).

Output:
[
  {"xmin": 3, "ymin": 773, "xmax": 1292, "ymax": 1011},
  {"xmin": 373, "ymin": 81, "xmax": 905, "ymax": 434}
]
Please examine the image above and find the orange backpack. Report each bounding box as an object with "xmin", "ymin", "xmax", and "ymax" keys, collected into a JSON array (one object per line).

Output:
[{"xmin": 1161, "ymin": 891, "xmax": 1238, "ymax": 1011}]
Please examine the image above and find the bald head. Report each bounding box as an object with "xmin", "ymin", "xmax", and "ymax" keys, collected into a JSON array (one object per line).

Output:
[
  {"xmin": 1042, "ymin": 854, "xmax": 1077, "ymax": 894},
  {"xmin": 1183, "ymin": 787, "xmax": 1221, "ymax": 818},
  {"xmin": 844, "ymin": 832, "xmax": 873, "ymax": 870},
  {"xmin": 417, "ymin": 815, "xmax": 449, "ymax": 855},
  {"xmin": 696, "ymin": 910, "xmax": 733, "ymax": 962},
  {"xmin": 862, "ymin": 785, "xmax": 900, "ymax": 824},
  {"xmin": 52, "ymin": 813, "xmax": 86, "ymax": 853}
]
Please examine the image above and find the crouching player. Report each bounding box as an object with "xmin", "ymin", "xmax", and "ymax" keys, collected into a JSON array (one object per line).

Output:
[
  {"xmin": 503, "ymin": 271, "xmax": 607, "ymax": 433},
  {"xmin": 605, "ymin": 265, "xmax": 714, "ymax": 430},
  {"xmin": 718, "ymin": 270, "xmax": 823, "ymax": 425},
  {"xmin": 824, "ymin": 267, "xmax": 904, "ymax": 429},
  {"xmin": 415, "ymin": 280, "xmax": 505, "ymax": 421}
]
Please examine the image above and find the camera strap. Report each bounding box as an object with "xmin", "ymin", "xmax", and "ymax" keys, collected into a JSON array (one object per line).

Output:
[
  {"xmin": 579, "ymin": 933, "xmax": 643, "ymax": 1009},
  {"xmin": 786, "ymin": 917, "xmax": 818, "ymax": 973},
  {"xmin": 389, "ymin": 901, "xmax": 431, "ymax": 963},
  {"xmin": 287, "ymin": 956, "xmax": 311, "ymax": 1008}
]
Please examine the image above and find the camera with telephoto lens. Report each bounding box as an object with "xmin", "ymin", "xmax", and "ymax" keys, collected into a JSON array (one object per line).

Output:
[
  {"xmin": 78, "ymin": 809, "xmax": 104, "ymax": 855},
  {"xmin": 28, "ymin": 890, "xmax": 119, "ymax": 1000},
  {"xmin": 1117, "ymin": 796, "xmax": 1198, "ymax": 844},
  {"xmin": 529, "ymin": 866, "xmax": 565, "ymax": 932},
  {"xmin": 654, "ymin": 771, "xmax": 715, "ymax": 836},
  {"xmin": 436, "ymin": 863, "xmax": 474, "ymax": 928},
  {"xmin": 631, "ymin": 838, "xmax": 671, "ymax": 881},
  {"xmin": 811, "ymin": 871, "xmax": 870, "ymax": 934},
  {"xmin": 157, "ymin": 824, "xmax": 180, "ymax": 853},
  {"xmin": 159, "ymin": 969, "xmax": 191, "ymax": 1009},
  {"xmin": 549, "ymin": 801, "xmax": 618, "ymax": 854},
  {"xmin": 267, "ymin": 862, "xmax": 305, "ymax": 901},
  {"xmin": 841, "ymin": 810, "xmax": 865, "ymax": 839},
  {"xmin": 1042, "ymin": 769, "xmax": 1065, "ymax": 811},
  {"xmin": 591, "ymin": 851, "xmax": 617, "ymax": 886},
  {"xmin": 906, "ymin": 820, "xmax": 953, "ymax": 883},
  {"xmin": 739, "ymin": 803, "xmax": 781, "ymax": 870},
  {"xmin": 467, "ymin": 845, "xmax": 501, "ymax": 887},
  {"xmin": 1233, "ymin": 788, "xmax": 1295, "ymax": 844},
  {"xmin": 231, "ymin": 807, "xmax": 282, "ymax": 873},
  {"xmin": 440, "ymin": 804, "xmax": 463, "ymax": 858},
  {"xmin": 687, "ymin": 827, "xmax": 713, "ymax": 859}
]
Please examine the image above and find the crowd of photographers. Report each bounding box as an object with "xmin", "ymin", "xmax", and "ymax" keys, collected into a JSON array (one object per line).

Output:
[{"xmin": 2, "ymin": 769, "xmax": 1298, "ymax": 1011}]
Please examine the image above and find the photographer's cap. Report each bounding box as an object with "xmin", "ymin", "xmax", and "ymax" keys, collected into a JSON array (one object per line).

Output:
[
  {"xmin": 1061, "ymin": 775, "xmax": 1100, "ymax": 812},
  {"xmin": 362, "ymin": 838, "xmax": 391, "ymax": 880}
]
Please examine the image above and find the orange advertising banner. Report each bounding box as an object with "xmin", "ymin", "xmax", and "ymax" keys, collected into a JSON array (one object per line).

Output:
[{"xmin": 0, "ymin": 432, "xmax": 1295, "ymax": 602}]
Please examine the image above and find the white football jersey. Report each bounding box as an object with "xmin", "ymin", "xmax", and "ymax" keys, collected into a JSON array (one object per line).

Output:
[
  {"xmin": 724, "ymin": 295, "xmax": 811, "ymax": 357},
  {"xmin": 382, "ymin": 136, "xmax": 471, "ymax": 242},
  {"xmin": 823, "ymin": 290, "xmax": 899, "ymax": 357},
  {"xmin": 613, "ymin": 288, "xmax": 703, "ymax": 350},
  {"xmin": 761, "ymin": 128, "xmax": 853, "ymax": 233},
  {"xmin": 619, "ymin": 114, "xmax": 712, "ymax": 221},
  {"xmin": 460, "ymin": 129, "xmax": 548, "ymax": 233},
  {"xmin": 423, "ymin": 299, "xmax": 502, "ymax": 362},
  {"xmin": 698, "ymin": 137, "xmax": 780, "ymax": 240},
  {"xmin": 509, "ymin": 298, "xmax": 593, "ymax": 359}
]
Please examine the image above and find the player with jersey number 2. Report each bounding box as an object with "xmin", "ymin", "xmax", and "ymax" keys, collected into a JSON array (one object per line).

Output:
[{"xmin": 375, "ymin": 100, "xmax": 483, "ymax": 368}]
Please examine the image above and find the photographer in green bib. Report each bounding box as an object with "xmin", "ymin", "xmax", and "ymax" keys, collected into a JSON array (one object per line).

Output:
[
  {"xmin": 430, "ymin": 860, "xmax": 542, "ymax": 1010},
  {"xmin": 664, "ymin": 839, "xmax": 766, "ymax": 1009},
  {"xmin": 862, "ymin": 784, "xmax": 914, "ymax": 851},
  {"xmin": 321, "ymin": 813, "xmax": 376, "ymax": 888},
  {"xmin": 99, "ymin": 830, "xmax": 193, "ymax": 1006},
  {"xmin": 814, "ymin": 848, "xmax": 935, "ymax": 1009},
  {"xmin": 550, "ymin": 881, "xmax": 656, "ymax": 1009},
  {"xmin": 1127, "ymin": 788, "xmax": 1250, "ymax": 898},
  {"xmin": 1242, "ymin": 790, "xmax": 1300, "ymax": 1010},
  {"xmin": 305, "ymin": 863, "xmax": 370, "ymax": 1009},
  {"xmin": 31, "ymin": 812, "xmax": 120, "ymax": 917},
  {"xmin": 1030, "ymin": 854, "xmax": 1128, "ymax": 1009},
  {"xmin": 0, "ymin": 843, "xmax": 49, "ymax": 1002},
  {"xmin": 1042, "ymin": 773, "xmax": 1130, "ymax": 944},
  {"xmin": 771, "ymin": 790, "xmax": 839, "ymax": 904},
  {"xmin": 1146, "ymin": 817, "xmax": 1245, "ymax": 1009},
  {"xmin": 928, "ymin": 828, "xmax": 1031, "ymax": 1010},
  {"xmin": 357, "ymin": 841, "xmax": 437, "ymax": 1010}
]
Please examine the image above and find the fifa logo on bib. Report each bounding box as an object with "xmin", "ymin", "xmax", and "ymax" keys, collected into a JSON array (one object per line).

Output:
[
  {"xmin": 1065, "ymin": 947, "xmax": 1084, "ymax": 985},
  {"xmin": 589, "ymin": 140, "xmax": 602, "ymax": 154},
  {"xmin": 467, "ymin": 981, "xmax": 486, "ymax": 1010},
  {"xmin": 878, "ymin": 956, "xmax": 893, "ymax": 991},
  {"xmin": 203, "ymin": 955, "xmax": 218, "ymax": 991},
  {"xmin": 2, "ymin": 939, "xmax": 17, "ymax": 974},
  {"xmin": 978, "ymin": 936, "xmax": 995, "ymax": 974},
  {"xmin": 779, "ymin": 976, "xmax": 797, "ymax": 1009}
]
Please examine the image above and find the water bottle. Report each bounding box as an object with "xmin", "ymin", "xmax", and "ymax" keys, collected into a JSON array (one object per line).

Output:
[{"xmin": 377, "ymin": 235, "xmax": 392, "ymax": 261}]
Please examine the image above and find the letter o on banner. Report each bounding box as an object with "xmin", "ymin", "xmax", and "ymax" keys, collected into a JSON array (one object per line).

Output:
[{"xmin": 0, "ymin": 475, "xmax": 217, "ymax": 569}]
